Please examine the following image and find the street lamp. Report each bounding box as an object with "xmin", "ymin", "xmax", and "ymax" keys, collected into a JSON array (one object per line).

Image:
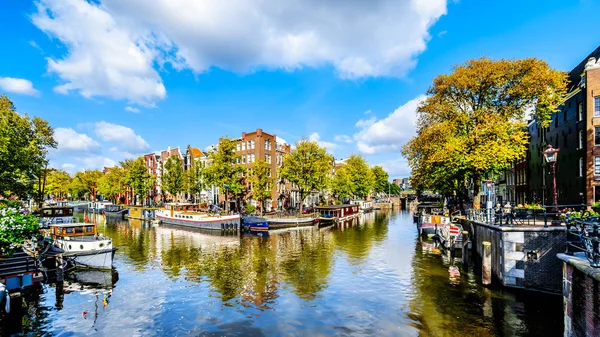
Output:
[{"xmin": 543, "ymin": 145, "xmax": 560, "ymax": 208}]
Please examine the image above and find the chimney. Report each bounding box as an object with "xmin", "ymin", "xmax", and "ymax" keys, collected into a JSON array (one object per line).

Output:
[
  {"xmin": 242, "ymin": 132, "xmax": 246, "ymax": 139},
  {"xmin": 257, "ymin": 128, "xmax": 262, "ymax": 136}
]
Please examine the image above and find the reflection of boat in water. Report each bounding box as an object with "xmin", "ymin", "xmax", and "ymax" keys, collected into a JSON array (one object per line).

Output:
[
  {"xmin": 67, "ymin": 269, "xmax": 119, "ymax": 291},
  {"xmin": 155, "ymin": 224, "xmax": 240, "ymax": 252}
]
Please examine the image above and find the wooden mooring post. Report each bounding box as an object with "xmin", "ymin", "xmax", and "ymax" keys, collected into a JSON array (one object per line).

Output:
[
  {"xmin": 55, "ymin": 253, "xmax": 64, "ymax": 282},
  {"xmin": 482, "ymin": 241, "xmax": 492, "ymax": 286},
  {"xmin": 462, "ymin": 231, "xmax": 469, "ymax": 268}
]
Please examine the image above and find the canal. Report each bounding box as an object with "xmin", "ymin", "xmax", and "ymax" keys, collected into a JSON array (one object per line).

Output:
[{"xmin": 1, "ymin": 211, "xmax": 562, "ymax": 336}]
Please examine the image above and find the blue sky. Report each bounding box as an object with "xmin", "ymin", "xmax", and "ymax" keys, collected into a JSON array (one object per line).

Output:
[{"xmin": 1, "ymin": 0, "xmax": 599, "ymax": 178}]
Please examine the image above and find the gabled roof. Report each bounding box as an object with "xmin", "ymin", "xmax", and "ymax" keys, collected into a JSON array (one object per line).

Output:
[{"xmin": 567, "ymin": 45, "xmax": 600, "ymax": 92}]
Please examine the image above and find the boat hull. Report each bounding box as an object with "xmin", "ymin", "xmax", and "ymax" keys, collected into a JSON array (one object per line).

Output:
[
  {"xmin": 267, "ymin": 218, "xmax": 315, "ymax": 229},
  {"xmin": 157, "ymin": 214, "xmax": 240, "ymax": 231},
  {"xmin": 68, "ymin": 249, "xmax": 116, "ymax": 270}
]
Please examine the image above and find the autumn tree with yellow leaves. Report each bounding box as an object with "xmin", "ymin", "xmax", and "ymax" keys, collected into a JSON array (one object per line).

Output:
[{"xmin": 402, "ymin": 58, "xmax": 568, "ymax": 208}]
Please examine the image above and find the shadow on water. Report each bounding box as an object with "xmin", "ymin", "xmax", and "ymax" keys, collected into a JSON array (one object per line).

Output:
[{"xmin": 0, "ymin": 210, "xmax": 563, "ymax": 336}]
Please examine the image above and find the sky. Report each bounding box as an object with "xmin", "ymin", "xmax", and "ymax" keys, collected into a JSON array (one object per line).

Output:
[{"xmin": 1, "ymin": 0, "xmax": 599, "ymax": 178}]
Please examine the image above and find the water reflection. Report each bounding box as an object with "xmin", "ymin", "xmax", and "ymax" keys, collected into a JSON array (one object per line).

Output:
[{"xmin": 0, "ymin": 210, "xmax": 563, "ymax": 336}]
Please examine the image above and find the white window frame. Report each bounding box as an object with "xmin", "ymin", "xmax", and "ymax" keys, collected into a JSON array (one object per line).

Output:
[
  {"xmin": 595, "ymin": 156, "xmax": 600, "ymax": 176},
  {"xmin": 578, "ymin": 102, "xmax": 583, "ymax": 121},
  {"xmin": 242, "ymin": 142, "xmax": 246, "ymax": 151},
  {"xmin": 595, "ymin": 97, "xmax": 600, "ymax": 117}
]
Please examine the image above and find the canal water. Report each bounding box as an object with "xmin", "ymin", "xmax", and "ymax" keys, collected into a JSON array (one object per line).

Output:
[{"xmin": 1, "ymin": 211, "xmax": 562, "ymax": 336}]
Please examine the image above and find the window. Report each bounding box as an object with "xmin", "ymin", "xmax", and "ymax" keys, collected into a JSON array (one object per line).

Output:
[
  {"xmin": 580, "ymin": 157, "xmax": 584, "ymax": 177},
  {"xmin": 595, "ymin": 97, "xmax": 600, "ymax": 117},
  {"xmin": 247, "ymin": 141, "xmax": 251, "ymax": 149},
  {"xmin": 578, "ymin": 102, "xmax": 583, "ymax": 121},
  {"xmin": 242, "ymin": 142, "xmax": 246, "ymax": 151},
  {"xmin": 251, "ymin": 153, "xmax": 255, "ymax": 162},
  {"xmin": 242, "ymin": 155, "xmax": 246, "ymax": 164},
  {"xmin": 596, "ymin": 127, "xmax": 600, "ymax": 146},
  {"xmin": 251, "ymin": 140, "xmax": 255, "ymax": 149},
  {"xmin": 237, "ymin": 143, "xmax": 240, "ymax": 151},
  {"xmin": 237, "ymin": 157, "xmax": 240, "ymax": 164},
  {"xmin": 595, "ymin": 156, "xmax": 600, "ymax": 175},
  {"xmin": 580, "ymin": 130, "xmax": 584, "ymax": 149}
]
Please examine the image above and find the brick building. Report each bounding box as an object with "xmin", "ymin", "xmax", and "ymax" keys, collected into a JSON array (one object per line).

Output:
[
  {"xmin": 527, "ymin": 46, "xmax": 600, "ymax": 205},
  {"xmin": 227, "ymin": 128, "xmax": 292, "ymax": 211}
]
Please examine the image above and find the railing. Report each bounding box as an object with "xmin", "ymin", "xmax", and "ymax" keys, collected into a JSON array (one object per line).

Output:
[
  {"xmin": 565, "ymin": 215, "xmax": 600, "ymax": 268},
  {"xmin": 467, "ymin": 204, "xmax": 589, "ymax": 228}
]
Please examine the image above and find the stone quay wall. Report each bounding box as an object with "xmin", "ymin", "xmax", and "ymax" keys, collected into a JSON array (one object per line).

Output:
[
  {"xmin": 459, "ymin": 218, "xmax": 566, "ymax": 293},
  {"xmin": 558, "ymin": 254, "xmax": 600, "ymax": 337}
]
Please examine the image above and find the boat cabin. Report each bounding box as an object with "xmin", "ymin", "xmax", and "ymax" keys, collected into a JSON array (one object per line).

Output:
[
  {"xmin": 315, "ymin": 205, "xmax": 359, "ymax": 219},
  {"xmin": 39, "ymin": 206, "xmax": 74, "ymax": 218},
  {"xmin": 105, "ymin": 205, "xmax": 121, "ymax": 212},
  {"xmin": 164, "ymin": 203, "xmax": 200, "ymax": 212},
  {"xmin": 49, "ymin": 223, "xmax": 97, "ymax": 239}
]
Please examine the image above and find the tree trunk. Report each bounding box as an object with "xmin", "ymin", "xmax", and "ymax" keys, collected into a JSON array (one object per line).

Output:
[{"xmin": 473, "ymin": 172, "xmax": 482, "ymax": 209}]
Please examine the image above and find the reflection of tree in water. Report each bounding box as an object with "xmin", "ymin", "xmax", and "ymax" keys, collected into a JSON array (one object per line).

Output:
[
  {"xmin": 332, "ymin": 212, "xmax": 389, "ymax": 263},
  {"xmin": 98, "ymin": 218, "xmax": 157, "ymax": 270}
]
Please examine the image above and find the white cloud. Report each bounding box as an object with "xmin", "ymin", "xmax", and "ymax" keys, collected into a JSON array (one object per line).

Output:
[
  {"xmin": 80, "ymin": 155, "xmax": 117, "ymax": 170},
  {"xmin": 378, "ymin": 157, "xmax": 411, "ymax": 178},
  {"xmin": 0, "ymin": 77, "xmax": 40, "ymax": 96},
  {"xmin": 353, "ymin": 95, "xmax": 425, "ymax": 154},
  {"xmin": 334, "ymin": 135, "xmax": 353, "ymax": 144},
  {"xmin": 53, "ymin": 127, "xmax": 100, "ymax": 153},
  {"xmin": 95, "ymin": 121, "xmax": 150, "ymax": 153},
  {"xmin": 31, "ymin": 0, "xmax": 446, "ymax": 103},
  {"xmin": 31, "ymin": 0, "xmax": 166, "ymax": 106},
  {"xmin": 276, "ymin": 136, "xmax": 289, "ymax": 145},
  {"xmin": 308, "ymin": 132, "xmax": 338, "ymax": 153},
  {"xmin": 125, "ymin": 106, "xmax": 140, "ymax": 113}
]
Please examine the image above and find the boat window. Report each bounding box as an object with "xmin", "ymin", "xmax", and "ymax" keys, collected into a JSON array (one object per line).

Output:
[
  {"xmin": 68, "ymin": 209, "xmax": 73, "ymax": 215},
  {"xmin": 56, "ymin": 209, "xmax": 63, "ymax": 215},
  {"xmin": 86, "ymin": 226, "xmax": 94, "ymax": 233},
  {"xmin": 65, "ymin": 228, "xmax": 74, "ymax": 234},
  {"xmin": 43, "ymin": 209, "xmax": 52, "ymax": 216}
]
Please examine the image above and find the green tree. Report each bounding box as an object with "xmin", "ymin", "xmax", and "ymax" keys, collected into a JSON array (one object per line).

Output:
[
  {"xmin": 344, "ymin": 155, "xmax": 373, "ymax": 199},
  {"xmin": 124, "ymin": 157, "xmax": 153, "ymax": 205},
  {"xmin": 402, "ymin": 57, "xmax": 568, "ymax": 208},
  {"xmin": 68, "ymin": 170, "xmax": 103, "ymax": 200},
  {"xmin": 370, "ymin": 166, "xmax": 389, "ymax": 195},
  {"xmin": 184, "ymin": 160, "xmax": 206, "ymax": 203},
  {"xmin": 330, "ymin": 166, "xmax": 353, "ymax": 201},
  {"xmin": 205, "ymin": 138, "xmax": 244, "ymax": 212},
  {"xmin": 46, "ymin": 169, "xmax": 72, "ymax": 200},
  {"xmin": 162, "ymin": 156, "xmax": 184, "ymax": 201},
  {"xmin": 97, "ymin": 167, "xmax": 125, "ymax": 203},
  {"xmin": 279, "ymin": 139, "xmax": 333, "ymax": 208},
  {"xmin": 249, "ymin": 159, "xmax": 272, "ymax": 214},
  {"xmin": 0, "ymin": 95, "xmax": 56, "ymax": 199}
]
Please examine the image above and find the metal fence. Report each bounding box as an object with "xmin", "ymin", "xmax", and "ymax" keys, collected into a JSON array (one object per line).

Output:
[
  {"xmin": 467, "ymin": 204, "xmax": 589, "ymax": 228},
  {"xmin": 565, "ymin": 216, "xmax": 600, "ymax": 268}
]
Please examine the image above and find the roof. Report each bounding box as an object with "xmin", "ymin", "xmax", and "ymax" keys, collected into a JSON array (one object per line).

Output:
[
  {"xmin": 566, "ymin": 45, "xmax": 600, "ymax": 92},
  {"xmin": 315, "ymin": 204, "xmax": 355, "ymax": 209},
  {"xmin": 49, "ymin": 223, "xmax": 95, "ymax": 228},
  {"xmin": 189, "ymin": 147, "xmax": 203, "ymax": 157}
]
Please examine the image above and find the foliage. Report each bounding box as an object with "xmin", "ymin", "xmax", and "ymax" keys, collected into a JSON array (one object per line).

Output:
[
  {"xmin": 45, "ymin": 169, "xmax": 72, "ymax": 200},
  {"xmin": 97, "ymin": 167, "xmax": 125, "ymax": 203},
  {"xmin": 162, "ymin": 156, "xmax": 184, "ymax": 200},
  {"xmin": 124, "ymin": 157, "xmax": 154, "ymax": 205},
  {"xmin": 591, "ymin": 202, "xmax": 600, "ymax": 209},
  {"xmin": 370, "ymin": 166, "xmax": 389, "ymax": 194},
  {"xmin": 0, "ymin": 95, "xmax": 57, "ymax": 199},
  {"xmin": 279, "ymin": 139, "xmax": 333, "ymax": 206},
  {"xmin": 244, "ymin": 203, "xmax": 256, "ymax": 214},
  {"xmin": 249, "ymin": 159, "xmax": 272, "ymax": 214},
  {"xmin": 0, "ymin": 207, "xmax": 40, "ymax": 255},
  {"xmin": 183, "ymin": 159, "xmax": 206, "ymax": 201},
  {"xmin": 205, "ymin": 138, "xmax": 245, "ymax": 210},
  {"xmin": 344, "ymin": 155, "xmax": 373, "ymax": 199},
  {"xmin": 330, "ymin": 166, "xmax": 353, "ymax": 200},
  {"xmin": 402, "ymin": 58, "xmax": 568, "ymax": 208},
  {"xmin": 387, "ymin": 182, "xmax": 402, "ymax": 195},
  {"xmin": 514, "ymin": 203, "xmax": 544, "ymax": 210},
  {"xmin": 68, "ymin": 170, "xmax": 103, "ymax": 200}
]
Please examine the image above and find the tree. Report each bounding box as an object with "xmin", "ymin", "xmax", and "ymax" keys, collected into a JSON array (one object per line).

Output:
[
  {"xmin": 402, "ymin": 58, "xmax": 568, "ymax": 208},
  {"xmin": 370, "ymin": 166, "xmax": 389, "ymax": 195},
  {"xmin": 330, "ymin": 166, "xmax": 353, "ymax": 201},
  {"xmin": 344, "ymin": 155, "xmax": 373, "ymax": 199},
  {"xmin": 162, "ymin": 156, "xmax": 184, "ymax": 201},
  {"xmin": 124, "ymin": 157, "xmax": 153, "ymax": 205},
  {"xmin": 249, "ymin": 159, "xmax": 272, "ymax": 214},
  {"xmin": 68, "ymin": 170, "xmax": 103, "ymax": 200},
  {"xmin": 97, "ymin": 167, "xmax": 125, "ymax": 203},
  {"xmin": 0, "ymin": 95, "xmax": 56, "ymax": 199},
  {"xmin": 46, "ymin": 169, "xmax": 72, "ymax": 200},
  {"xmin": 184, "ymin": 159, "xmax": 206, "ymax": 203},
  {"xmin": 205, "ymin": 138, "xmax": 244, "ymax": 212},
  {"xmin": 279, "ymin": 139, "xmax": 333, "ymax": 208}
]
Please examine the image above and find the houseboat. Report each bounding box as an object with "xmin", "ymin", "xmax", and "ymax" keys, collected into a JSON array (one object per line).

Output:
[
  {"xmin": 417, "ymin": 213, "xmax": 451, "ymax": 237},
  {"xmin": 48, "ymin": 223, "xmax": 116, "ymax": 270},
  {"xmin": 156, "ymin": 203, "xmax": 241, "ymax": 231},
  {"xmin": 88, "ymin": 201, "xmax": 113, "ymax": 213},
  {"xmin": 37, "ymin": 206, "xmax": 76, "ymax": 228},
  {"xmin": 267, "ymin": 217, "xmax": 316, "ymax": 229},
  {"xmin": 352, "ymin": 200, "xmax": 374, "ymax": 213},
  {"xmin": 315, "ymin": 204, "xmax": 360, "ymax": 224},
  {"xmin": 103, "ymin": 204, "xmax": 129, "ymax": 219},
  {"xmin": 242, "ymin": 217, "xmax": 269, "ymax": 232},
  {"xmin": 432, "ymin": 221, "xmax": 464, "ymax": 251}
]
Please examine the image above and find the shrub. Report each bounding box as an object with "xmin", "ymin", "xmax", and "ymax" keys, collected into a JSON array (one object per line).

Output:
[
  {"xmin": 0, "ymin": 207, "xmax": 40, "ymax": 255},
  {"xmin": 244, "ymin": 204, "xmax": 256, "ymax": 214}
]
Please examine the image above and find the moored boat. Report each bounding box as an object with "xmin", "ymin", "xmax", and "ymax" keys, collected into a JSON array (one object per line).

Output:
[
  {"xmin": 48, "ymin": 223, "xmax": 116, "ymax": 270},
  {"xmin": 315, "ymin": 204, "xmax": 360, "ymax": 224},
  {"xmin": 267, "ymin": 217, "xmax": 316, "ymax": 229},
  {"xmin": 351, "ymin": 200, "xmax": 374, "ymax": 213},
  {"xmin": 89, "ymin": 201, "xmax": 113, "ymax": 213},
  {"xmin": 103, "ymin": 204, "xmax": 129, "ymax": 219},
  {"xmin": 242, "ymin": 216, "xmax": 269, "ymax": 232},
  {"xmin": 156, "ymin": 203, "xmax": 241, "ymax": 231},
  {"xmin": 37, "ymin": 206, "xmax": 76, "ymax": 228}
]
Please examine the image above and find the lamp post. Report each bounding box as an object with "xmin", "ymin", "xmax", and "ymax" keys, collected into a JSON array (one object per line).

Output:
[{"xmin": 543, "ymin": 145, "xmax": 560, "ymax": 209}]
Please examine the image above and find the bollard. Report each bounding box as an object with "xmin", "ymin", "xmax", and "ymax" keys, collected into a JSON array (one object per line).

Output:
[
  {"xmin": 462, "ymin": 231, "xmax": 469, "ymax": 268},
  {"xmin": 482, "ymin": 241, "xmax": 492, "ymax": 286}
]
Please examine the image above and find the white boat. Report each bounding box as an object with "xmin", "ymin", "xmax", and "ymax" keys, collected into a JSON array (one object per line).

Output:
[
  {"xmin": 37, "ymin": 206, "xmax": 77, "ymax": 228},
  {"xmin": 156, "ymin": 203, "xmax": 241, "ymax": 231},
  {"xmin": 352, "ymin": 200, "xmax": 374, "ymax": 213},
  {"xmin": 89, "ymin": 201, "xmax": 113, "ymax": 213},
  {"xmin": 48, "ymin": 223, "xmax": 116, "ymax": 270}
]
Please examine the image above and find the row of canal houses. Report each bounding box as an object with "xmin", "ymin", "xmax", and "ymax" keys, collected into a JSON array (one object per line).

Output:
[
  {"xmin": 493, "ymin": 46, "xmax": 600, "ymax": 207},
  {"xmin": 137, "ymin": 128, "xmax": 321, "ymax": 211}
]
